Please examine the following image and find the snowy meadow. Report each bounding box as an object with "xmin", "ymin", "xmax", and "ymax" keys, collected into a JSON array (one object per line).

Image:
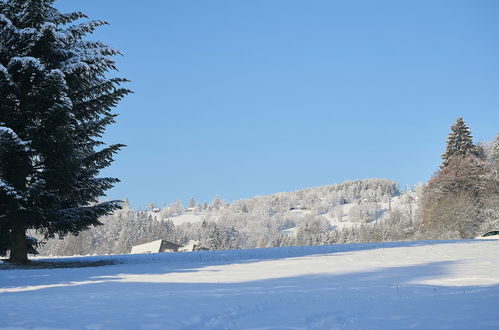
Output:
[
  {"xmin": 1, "ymin": 1, "xmax": 498, "ymax": 329},
  {"xmin": 2, "ymin": 239, "xmax": 499, "ymax": 329}
]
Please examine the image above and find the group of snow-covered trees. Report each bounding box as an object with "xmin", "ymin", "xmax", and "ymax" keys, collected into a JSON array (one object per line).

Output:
[
  {"xmin": 38, "ymin": 178, "xmax": 418, "ymax": 255},
  {"xmin": 419, "ymin": 118, "xmax": 499, "ymax": 239},
  {"xmin": 38, "ymin": 200, "xmax": 185, "ymax": 256},
  {"xmin": 193, "ymin": 178, "xmax": 403, "ymax": 248},
  {"xmin": 39, "ymin": 118, "xmax": 498, "ymax": 257}
]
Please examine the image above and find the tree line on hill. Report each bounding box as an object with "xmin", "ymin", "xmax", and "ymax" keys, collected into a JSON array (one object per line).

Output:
[
  {"xmin": 37, "ymin": 178, "xmax": 415, "ymax": 255},
  {"xmin": 38, "ymin": 117, "xmax": 498, "ymax": 256}
]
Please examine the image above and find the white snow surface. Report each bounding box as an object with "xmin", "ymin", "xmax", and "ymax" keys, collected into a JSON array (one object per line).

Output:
[
  {"xmin": 147, "ymin": 212, "xmax": 204, "ymax": 226},
  {"xmin": 1, "ymin": 240, "xmax": 499, "ymax": 329},
  {"xmin": 167, "ymin": 213, "xmax": 203, "ymax": 226}
]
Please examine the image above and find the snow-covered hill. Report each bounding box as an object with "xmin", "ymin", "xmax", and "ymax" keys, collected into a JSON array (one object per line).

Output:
[
  {"xmin": 37, "ymin": 179, "xmax": 422, "ymax": 256},
  {"xmin": 155, "ymin": 178, "xmax": 418, "ymax": 236},
  {"xmin": 157, "ymin": 178, "xmax": 407, "ymax": 229},
  {"xmin": 2, "ymin": 239, "xmax": 499, "ymax": 329}
]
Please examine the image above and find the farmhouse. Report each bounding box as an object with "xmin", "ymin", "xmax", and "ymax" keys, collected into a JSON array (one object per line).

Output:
[{"xmin": 130, "ymin": 239, "xmax": 183, "ymax": 254}]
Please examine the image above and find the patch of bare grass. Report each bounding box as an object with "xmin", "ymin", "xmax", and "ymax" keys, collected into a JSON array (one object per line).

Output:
[{"xmin": 0, "ymin": 259, "xmax": 115, "ymax": 270}]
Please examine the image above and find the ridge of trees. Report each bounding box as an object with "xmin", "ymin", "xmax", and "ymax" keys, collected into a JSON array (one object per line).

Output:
[{"xmin": 38, "ymin": 118, "xmax": 498, "ymax": 256}]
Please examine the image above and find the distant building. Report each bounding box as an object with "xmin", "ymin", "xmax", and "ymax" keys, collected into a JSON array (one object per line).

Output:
[
  {"xmin": 131, "ymin": 239, "xmax": 183, "ymax": 254},
  {"xmin": 178, "ymin": 240, "xmax": 209, "ymax": 252},
  {"xmin": 289, "ymin": 205, "xmax": 307, "ymax": 211}
]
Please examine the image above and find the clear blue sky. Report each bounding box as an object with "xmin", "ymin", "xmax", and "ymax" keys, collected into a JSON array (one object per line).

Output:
[{"xmin": 56, "ymin": 0, "xmax": 499, "ymax": 208}]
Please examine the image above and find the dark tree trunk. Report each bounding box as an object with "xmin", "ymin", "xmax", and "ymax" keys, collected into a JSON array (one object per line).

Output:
[{"xmin": 8, "ymin": 221, "xmax": 28, "ymax": 264}]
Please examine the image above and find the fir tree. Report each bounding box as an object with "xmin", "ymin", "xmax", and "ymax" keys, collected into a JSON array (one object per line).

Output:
[
  {"xmin": 490, "ymin": 133, "xmax": 499, "ymax": 165},
  {"xmin": 441, "ymin": 117, "xmax": 478, "ymax": 168},
  {"xmin": 0, "ymin": 0, "xmax": 130, "ymax": 263}
]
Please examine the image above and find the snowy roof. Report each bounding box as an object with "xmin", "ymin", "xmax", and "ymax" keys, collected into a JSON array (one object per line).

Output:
[{"xmin": 130, "ymin": 239, "xmax": 182, "ymax": 254}]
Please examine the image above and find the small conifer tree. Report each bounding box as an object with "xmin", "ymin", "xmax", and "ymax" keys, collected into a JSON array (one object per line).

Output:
[
  {"xmin": 0, "ymin": 0, "xmax": 130, "ymax": 263},
  {"xmin": 490, "ymin": 133, "xmax": 499, "ymax": 164},
  {"xmin": 441, "ymin": 117, "xmax": 478, "ymax": 168}
]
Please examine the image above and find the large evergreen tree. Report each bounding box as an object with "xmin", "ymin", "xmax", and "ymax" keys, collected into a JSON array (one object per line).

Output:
[
  {"xmin": 441, "ymin": 117, "xmax": 478, "ymax": 168},
  {"xmin": 0, "ymin": 0, "xmax": 130, "ymax": 263}
]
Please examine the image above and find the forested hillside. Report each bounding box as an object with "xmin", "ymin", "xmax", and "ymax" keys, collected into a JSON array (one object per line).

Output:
[
  {"xmin": 39, "ymin": 178, "xmax": 420, "ymax": 255},
  {"xmin": 38, "ymin": 119, "xmax": 499, "ymax": 257}
]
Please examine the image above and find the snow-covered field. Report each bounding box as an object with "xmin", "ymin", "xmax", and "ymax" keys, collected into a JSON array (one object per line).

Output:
[
  {"xmin": 165, "ymin": 213, "xmax": 203, "ymax": 226},
  {"xmin": 1, "ymin": 240, "xmax": 499, "ymax": 329}
]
